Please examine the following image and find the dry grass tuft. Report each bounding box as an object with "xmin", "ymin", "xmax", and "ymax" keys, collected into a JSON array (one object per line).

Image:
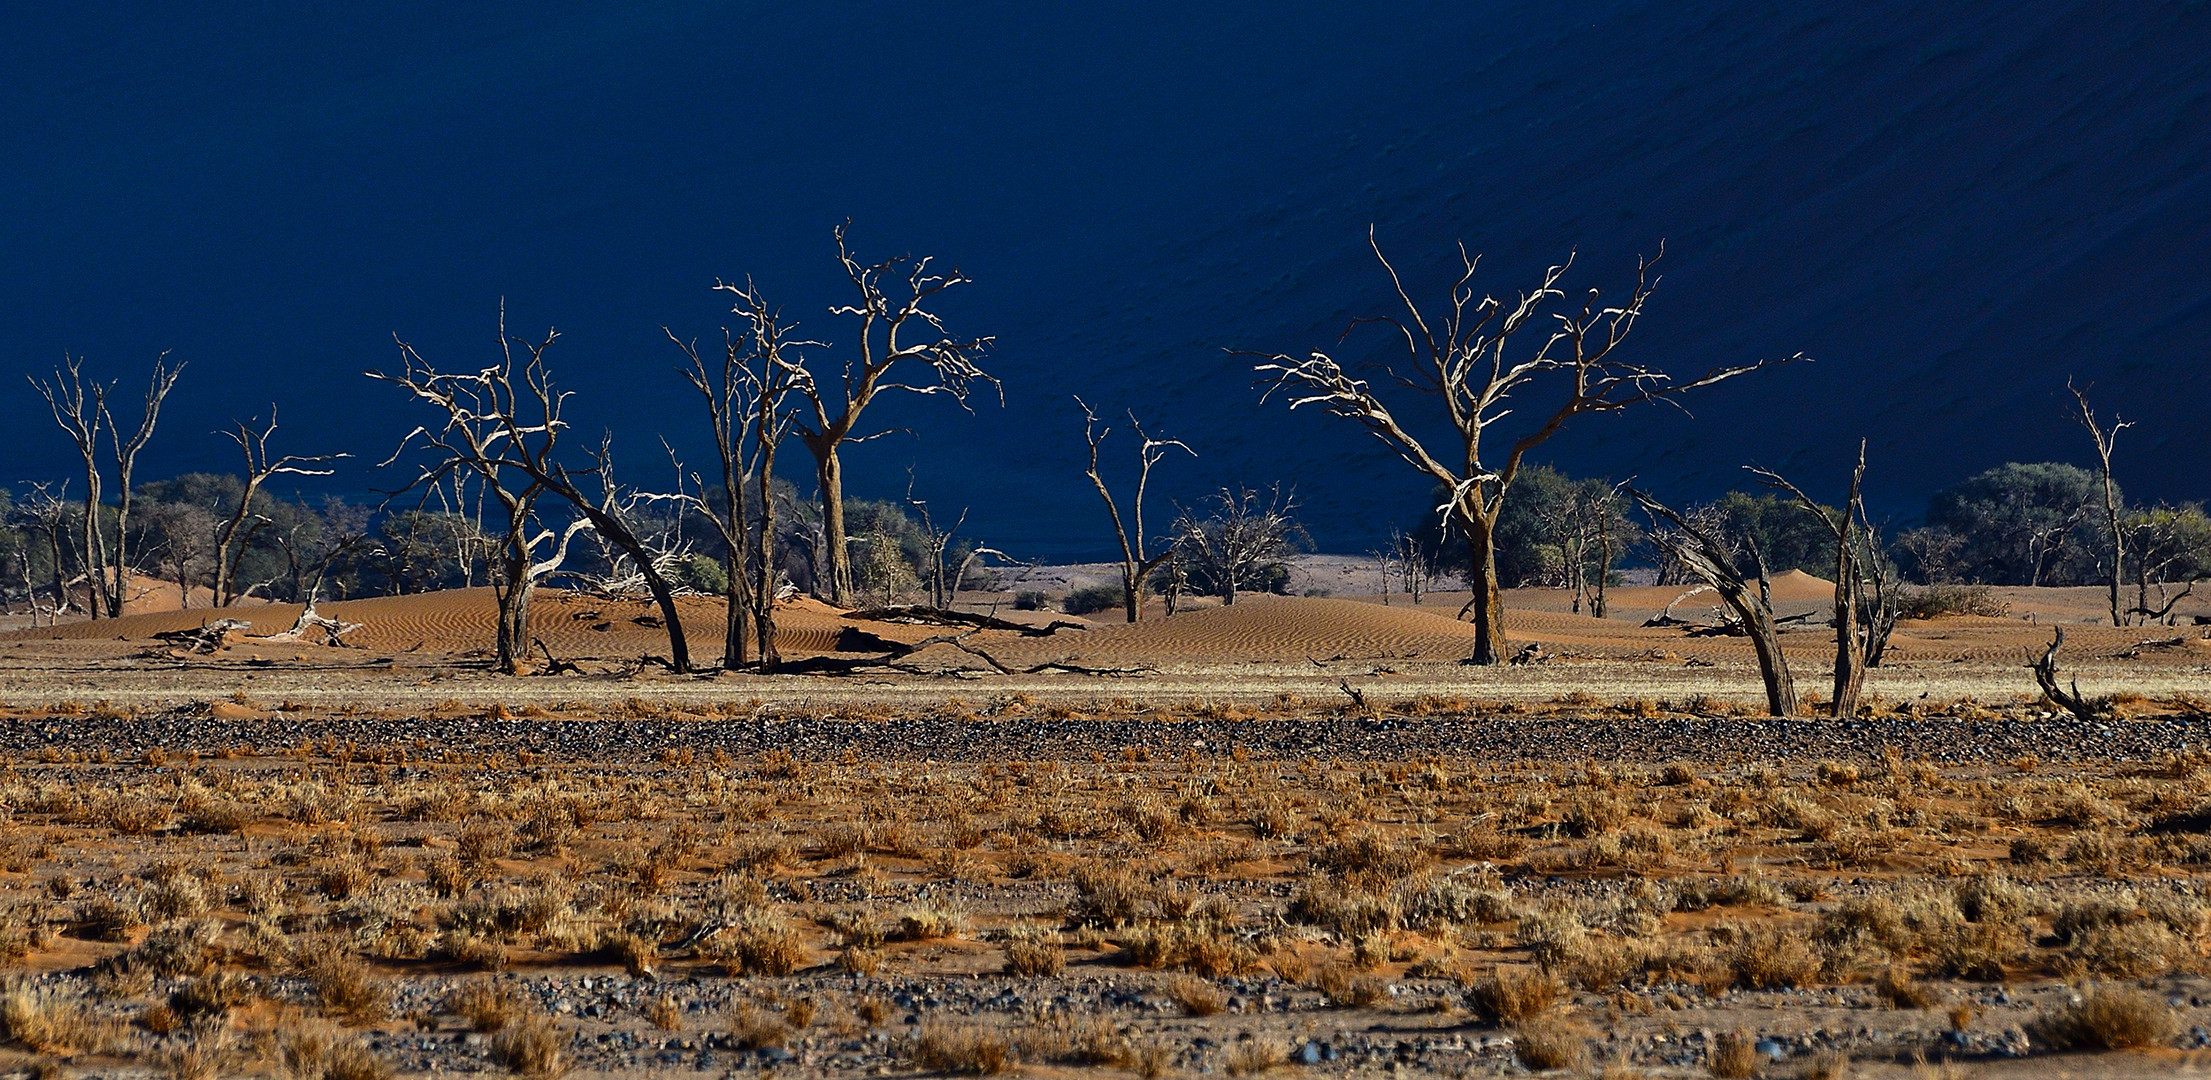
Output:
[
  {"xmin": 1510, "ymin": 1014, "xmax": 1590, "ymax": 1071},
  {"xmin": 909, "ymin": 1021, "xmax": 1015, "ymax": 1075},
  {"xmin": 1469, "ymin": 967, "xmax": 1562, "ymax": 1023},
  {"xmin": 2027, "ymin": 984, "xmax": 2175, "ymax": 1051},
  {"xmin": 1706, "ymin": 1028, "xmax": 1760, "ymax": 1078},
  {"xmin": 488, "ymin": 1012, "xmax": 568, "ymax": 1077},
  {"xmin": 1163, "ymin": 973, "xmax": 1227, "ymax": 1016}
]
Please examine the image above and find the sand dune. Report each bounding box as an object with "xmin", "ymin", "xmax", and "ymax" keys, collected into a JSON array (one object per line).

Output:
[{"xmin": 6, "ymin": 583, "xmax": 2205, "ymax": 681}]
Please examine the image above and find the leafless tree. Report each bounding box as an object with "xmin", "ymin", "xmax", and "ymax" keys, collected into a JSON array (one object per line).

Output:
[
  {"xmin": 1631, "ymin": 488, "xmax": 1798, "ymax": 716},
  {"xmin": 675, "ymin": 279, "xmax": 815, "ymax": 671},
  {"xmin": 270, "ymin": 497, "xmax": 375, "ymax": 604},
  {"xmin": 30, "ymin": 353, "xmax": 185, "ymax": 618},
  {"xmin": 1170, "ymin": 484, "xmax": 1307, "ymax": 606},
  {"xmin": 1894, "ymin": 527, "xmax": 1965, "ymax": 585},
  {"xmin": 1254, "ymin": 231, "xmax": 1792, "ymax": 664},
  {"xmin": 904, "ymin": 470, "xmax": 974, "ymax": 610},
  {"xmin": 9, "ymin": 483, "xmax": 75, "ymax": 623},
  {"xmin": 144, "ymin": 501, "xmax": 220, "ymax": 609},
  {"xmin": 2125, "ymin": 506, "xmax": 2206, "ymax": 623},
  {"xmin": 379, "ymin": 312, "xmax": 696, "ymax": 671},
  {"xmin": 1077, "ymin": 397, "xmax": 1194, "ymax": 622},
  {"xmin": 2068, "ymin": 380, "xmax": 2130, "ymax": 626},
  {"xmin": 1751, "ymin": 441, "xmax": 1889, "ymax": 717},
  {"xmin": 213, "ymin": 407, "xmax": 347, "ymax": 607},
  {"xmin": 374, "ymin": 316, "xmax": 579, "ymax": 674},
  {"xmin": 789, "ymin": 224, "xmax": 996, "ymax": 606}
]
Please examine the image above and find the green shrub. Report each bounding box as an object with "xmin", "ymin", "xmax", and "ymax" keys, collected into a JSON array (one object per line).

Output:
[{"xmin": 1063, "ymin": 585, "xmax": 1126, "ymax": 616}]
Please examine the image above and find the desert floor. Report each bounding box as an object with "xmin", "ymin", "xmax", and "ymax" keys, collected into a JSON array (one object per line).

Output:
[{"xmin": 2, "ymin": 583, "xmax": 2210, "ymax": 1078}]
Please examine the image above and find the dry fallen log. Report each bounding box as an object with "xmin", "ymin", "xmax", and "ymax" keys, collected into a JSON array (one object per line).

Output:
[
  {"xmin": 842, "ymin": 605, "xmax": 1087, "ymax": 636},
  {"xmin": 248, "ymin": 602, "xmax": 362, "ymax": 647},
  {"xmin": 153, "ymin": 618, "xmax": 254, "ymax": 654},
  {"xmin": 2030, "ymin": 629, "xmax": 2103, "ymax": 723}
]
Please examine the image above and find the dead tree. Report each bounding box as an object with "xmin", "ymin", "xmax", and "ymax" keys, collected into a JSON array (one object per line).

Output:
[
  {"xmin": 2029, "ymin": 629, "xmax": 2101, "ymax": 723},
  {"xmin": 905, "ymin": 470, "xmax": 972, "ymax": 610},
  {"xmin": 1078, "ymin": 397, "xmax": 1193, "ymax": 622},
  {"xmin": 1632, "ymin": 488, "xmax": 1799, "ymax": 717},
  {"xmin": 790, "ymin": 224, "xmax": 996, "ymax": 606},
  {"xmin": 1751, "ymin": 441, "xmax": 1881, "ymax": 718},
  {"xmin": 1255, "ymin": 231, "xmax": 1792, "ymax": 664},
  {"xmin": 214, "ymin": 408, "xmax": 346, "ymax": 607},
  {"xmin": 2126, "ymin": 506, "xmax": 2206, "ymax": 624},
  {"xmin": 2068, "ymin": 380, "xmax": 2130, "ymax": 627},
  {"xmin": 30, "ymin": 353, "xmax": 185, "ymax": 618},
  {"xmin": 1171, "ymin": 484, "xmax": 1306, "ymax": 606},
  {"xmin": 11, "ymin": 482, "xmax": 77, "ymax": 618},
  {"xmin": 373, "ymin": 315, "xmax": 572, "ymax": 674}
]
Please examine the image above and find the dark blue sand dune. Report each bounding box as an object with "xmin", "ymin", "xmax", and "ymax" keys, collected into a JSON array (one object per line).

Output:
[{"xmin": 3, "ymin": 2, "xmax": 2204, "ymax": 554}]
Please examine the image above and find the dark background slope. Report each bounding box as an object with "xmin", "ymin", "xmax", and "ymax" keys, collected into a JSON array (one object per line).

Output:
[{"xmin": 3, "ymin": 2, "xmax": 2205, "ymax": 557}]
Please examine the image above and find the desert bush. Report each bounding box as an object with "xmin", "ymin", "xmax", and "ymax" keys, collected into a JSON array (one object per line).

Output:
[
  {"xmin": 1726, "ymin": 925, "xmax": 1822, "ymax": 990},
  {"xmin": 2027, "ymin": 984, "xmax": 2175, "ymax": 1050},
  {"xmin": 1309, "ymin": 828, "xmax": 1432, "ymax": 885},
  {"xmin": 909, "ymin": 1021, "xmax": 1015, "ymax": 1075},
  {"xmin": 1509, "ymin": 1014, "xmax": 1589, "ymax": 1070},
  {"xmin": 1224, "ymin": 1039, "xmax": 1286, "ymax": 1076},
  {"xmin": 1707, "ymin": 1029, "xmax": 1760, "ymax": 1078},
  {"xmin": 1163, "ymin": 974, "xmax": 1226, "ymax": 1016},
  {"xmin": 1, "ymin": 984, "xmax": 115, "ymax": 1054},
  {"xmin": 1069, "ymin": 865, "xmax": 1149, "ymax": 929},
  {"xmin": 1311, "ymin": 963, "xmax": 1386, "ymax": 1007},
  {"xmin": 1011, "ymin": 590, "xmax": 1050, "ymax": 611},
  {"xmin": 1900, "ymin": 584, "xmax": 2007, "ymax": 619},
  {"xmin": 302, "ymin": 951, "xmax": 391, "ymax": 1025},
  {"xmin": 451, "ymin": 982, "xmax": 520, "ymax": 1033},
  {"xmin": 280, "ymin": 1023, "xmax": 392, "ymax": 1080},
  {"xmin": 706, "ymin": 910, "xmax": 808, "ymax": 976},
  {"xmin": 1468, "ymin": 967, "xmax": 1561, "ymax": 1023},
  {"xmin": 488, "ymin": 1012, "xmax": 568, "ymax": 1077},
  {"xmin": 727, "ymin": 1003, "xmax": 789, "ymax": 1050},
  {"xmin": 1062, "ymin": 585, "xmax": 1126, "ymax": 616},
  {"xmin": 1873, "ymin": 966, "xmax": 1939, "ymax": 1008},
  {"xmin": 1002, "ymin": 924, "xmax": 1065, "ymax": 976}
]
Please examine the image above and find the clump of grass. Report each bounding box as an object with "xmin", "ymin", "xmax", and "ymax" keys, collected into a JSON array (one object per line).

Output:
[
  {"xmin": 2027, "ymin": 985, "xmax": 2175, "ymax": 1050},
  {"xmin": 302, "ymin": 951, "xmax": 391, "ymax": 1025},
  {"xmin": 2, "ymin": 984, "xmax": 117, "ymax": 1055},
  {"xmin": 1163, "ymin": 974, "xmax": 1226, "ymax": 1017},
  {"xmin": 451, "ymin": 981, "xmax": 520, "ymax": 1033},
  {"xmin": 1706, "ymin": 1028, "xmax": 1760, "ymax": 1078},
  {"xmin": 1510, "ymin": 1014, "xmax": 1589, "ymax": 1070},
  {"xmin": 488, "ymin": 1012, "xmax": 568, "ymax": 1077},
  {"xmin": 727, "ymin": 1003, "xmax": 789, "ymax": 1050},
  {"xmin": 647, "ymin": 995, "xmax": 683, "ymax": 1031},
  {"xmin": 705, "ymin": 910, "xmax": 808, "ymax": 976},
  {"xmin": 280, "ymin": 1022, "xmax": 394, "ymax": 1080},
  {"xmin": 1224, "ymin": 1039, "xmax": 1285, "ymax": 1075},
  {"xmin": 909, "ymin": 1021, "xmax": 1015, "ymax": 1075},
  {"xmin": 1003, "ymin": 924, "xmax": 1065, "ymax": 976},
  {"xmin": 1469, "ymin": 967, "xmax": 1561, "ymax": 1023}
]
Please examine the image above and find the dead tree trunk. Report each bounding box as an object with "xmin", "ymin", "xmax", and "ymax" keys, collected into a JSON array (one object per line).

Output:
[
  {"xmin": 1078, "ymin": 397, "xmax": 1193, "ymax": 623},
  {"xmin": 2068, "ymin": 380, "xmax": 2130, "ymax": 627},
  {"xmin": 1633, "ymin": 489, "xmax": 1799, "ymax": 717},
  {"xmin": 787, "ymin": 223, "xmax": 996, "ymax": 606},
  {"xmin": 1751, "ymin": 440, "xmax": 1874, "ymax": 717},
  {"xmin": 2030, "ymin": 629, "xmax": 2102, "ymax": 723},
  {"xmin": 215, "ymin": 408, "xmax": 345, "ymax": 607}
]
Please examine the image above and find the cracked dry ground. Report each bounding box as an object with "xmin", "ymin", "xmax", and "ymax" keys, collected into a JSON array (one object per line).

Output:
[{"xmin": 9, "ymin": 702, "xmax": 2211, "ymax": 1077}]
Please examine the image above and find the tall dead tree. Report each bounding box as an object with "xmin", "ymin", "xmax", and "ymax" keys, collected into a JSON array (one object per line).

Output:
[
  {"xmin": 1632, "ymin": 488, "xmax": 1799, "ymax": 717},
  {"xmin": 374, "ymin": 321, "xmax": 567, "ymax": 675},
  {"xmin": 31, "ymin": 353, "xmax": 185, "ymax": 618},
  {"xmin": 1751, "ymin": 441, "xmax": 1882, "ymax": 718},
  {"xmin": 790, "ymin": 224, "xmax": 996, "ymax": 606},
  {"xmin": 11, "ymin": 482, "xmax": 76, "ymax": 618},
  {"xmin": 1255, "ymin": 231, "xmax": 1793, "ymax": 664},
  {"xmin": 905, "ymin": 470, "xmax": 973, "ymax": 610},
  {"xmin": 2068, "ymin": 380, "xmax": 2130, "ymax": 627},
  {"xmin": 1078, "ymin": 397, "xmax": 1193, "ymax": 623},
  {"xmin": 214, "ymin": 407, "xmax": 346, "ymax": 607},
  {"xmin": 674, "ymin": 279, "xmax": 809, "ymax": 672}
]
